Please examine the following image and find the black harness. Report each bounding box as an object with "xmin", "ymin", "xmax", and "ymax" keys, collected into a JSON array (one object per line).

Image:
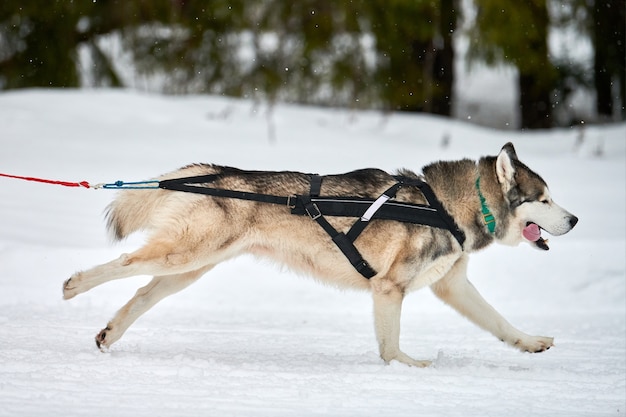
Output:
[{"xmin": 159, "ymin": 173, "xmax": 465, "ymax": 279}]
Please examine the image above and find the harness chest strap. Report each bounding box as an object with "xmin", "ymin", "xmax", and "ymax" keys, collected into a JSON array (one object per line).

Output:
[
  {"xmin": 299, "ymin": 193, "xmax": 377, "ymax": 278},
  {"xmin": 298, "ymin": 176, "xmax": 404, "ymax": 279}
]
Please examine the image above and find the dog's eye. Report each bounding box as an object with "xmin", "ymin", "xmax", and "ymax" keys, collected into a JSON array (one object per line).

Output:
[{"xmin": 540, "ymin": 199, "xmax": 550, "ymax": 205}]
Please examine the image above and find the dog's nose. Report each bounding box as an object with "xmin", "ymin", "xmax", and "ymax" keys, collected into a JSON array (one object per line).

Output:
[{"xmin": 569, "ymin": 215, "xmax": 578, "ymax": 229}]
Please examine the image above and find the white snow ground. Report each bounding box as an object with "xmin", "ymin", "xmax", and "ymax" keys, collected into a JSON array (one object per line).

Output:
[{"xmin": 0, "ymin": 89, "xmax": 624, "ymax": 416}]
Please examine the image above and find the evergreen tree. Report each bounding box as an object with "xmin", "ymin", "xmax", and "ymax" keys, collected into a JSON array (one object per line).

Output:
[
  {"xmin": 470, "ymin": 0, "xmax": 555, "ymax": 129},
  {"xmin": 592, "ymin": 0, "xmax": 625, "ymax": 120},
  {"xmin": 0, "ymin": 1, "xmax": 458, "ymax": 118},
  {"xmin": 0, "ymin": 1, "xmax": 84, "ymax": 88},
  {"xmin": 365, "ymin": 0, "xmax": 458, "ymax": 113},
  {"xmin": 0, "ymin": 0, "xmax": 177, "ymax": 88}
]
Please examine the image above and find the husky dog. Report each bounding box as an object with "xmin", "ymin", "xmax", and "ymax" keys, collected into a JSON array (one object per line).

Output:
[{"xmin": 63, "ymin": 143, "xmax": 577, "ymax": 367}]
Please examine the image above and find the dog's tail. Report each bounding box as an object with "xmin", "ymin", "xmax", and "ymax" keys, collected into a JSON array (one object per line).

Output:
[
  {"xmin": 105, "ymin": 188, "xmax": 166, "ymax": 241},
  {"xmin": 104, "ymin": 164, "xmax": 222, "ymax": 241}
]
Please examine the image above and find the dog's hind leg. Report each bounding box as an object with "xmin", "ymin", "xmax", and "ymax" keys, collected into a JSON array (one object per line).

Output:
[
  {"xmin": 430, "ymin": 254, "xmax": 554, "ymax": 353},
  {"xmin": 372, "ymin": 281, "xmax": 431, "ymax": 367},
  {"xmin": 64, "ymin": 253, "xmax": 152, "ymax": 300},
  {"xmin": 63, "ymin": 238, "xmax": 223, "ymax": 300},
  {"xmin": 95, "ymin": 264, "xmax": 213, "ymax": 350}
]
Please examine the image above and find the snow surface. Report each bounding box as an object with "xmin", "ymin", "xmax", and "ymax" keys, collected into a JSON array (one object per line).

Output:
[{"xmin": 0, "ymin": 89, "xmax": 624, "ymax": 416}]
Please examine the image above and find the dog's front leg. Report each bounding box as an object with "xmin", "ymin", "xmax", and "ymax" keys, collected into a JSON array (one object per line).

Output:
[
  {"xmin": 372, "ymin": 281, "xmax": 431, "ymax": 367},
  {"xmin": 430, "ymin": 254, "xmax": 553, "ymax": 353}
]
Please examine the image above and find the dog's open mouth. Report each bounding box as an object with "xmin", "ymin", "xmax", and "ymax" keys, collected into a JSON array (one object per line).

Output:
[{"xmin": 523, "ymin": 222, "xmax": 549, "ymax": 250}]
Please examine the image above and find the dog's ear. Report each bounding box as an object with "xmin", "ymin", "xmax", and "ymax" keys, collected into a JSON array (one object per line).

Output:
[
  {"xmin": 501, "ymin": 142, "xmax": 518, "ymax": 160},
  {"xmin": 496, "ymin": 143, "xmax": 517, "ymax": 190}
]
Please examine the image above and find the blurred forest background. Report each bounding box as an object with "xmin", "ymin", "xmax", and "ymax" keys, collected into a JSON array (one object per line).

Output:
[{"xmin": 0, "ymin": 0, "xmax": 624, "ymax": 129}]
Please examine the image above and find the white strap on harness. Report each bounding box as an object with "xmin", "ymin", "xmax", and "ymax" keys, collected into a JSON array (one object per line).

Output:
[{"xmin": 361, "ymin": 194, "xmax": 391, "ymax": 221}]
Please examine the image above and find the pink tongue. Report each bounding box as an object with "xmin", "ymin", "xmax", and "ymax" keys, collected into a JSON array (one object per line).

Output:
[{"xmin": 523, "ymin": 223, "xmax": 541, "ymax": 241}]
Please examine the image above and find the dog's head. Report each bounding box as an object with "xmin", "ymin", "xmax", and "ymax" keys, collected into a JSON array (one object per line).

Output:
[{"xmin": 492, "ymin": 143, "xmax": 578, "ymax": 250}]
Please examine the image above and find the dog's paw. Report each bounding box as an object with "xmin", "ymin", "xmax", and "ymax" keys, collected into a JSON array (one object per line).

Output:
[
  {"xmin": 403, "ymin": 358, "xmax": 432, "ymax": 368},
  {"xmin": 62, "ymin": 276, "xmax": 79, "ymax": 300},
  {"xmin": 382, "ymin": 351, "xmax": 432, "ymax": 367},
  {"xmin": 515, "ymin": 336, "xmax": 554, "ymax": 353},
  {"xmin": 95, "ymin": 326, "xmax": 112, "ymax": 351}
]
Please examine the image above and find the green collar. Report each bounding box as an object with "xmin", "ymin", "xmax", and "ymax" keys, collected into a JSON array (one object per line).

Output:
[{"xmin": 475, "ymin": 177, "xmax": 496, "ymax": 234}]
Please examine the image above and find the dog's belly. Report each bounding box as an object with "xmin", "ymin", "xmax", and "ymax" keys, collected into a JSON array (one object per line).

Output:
[
  {"xmin": 247, "ymin": 243, "xmax": 372, "ymax": 290},
  {"xmin": 247, "ymin": 240, "xmax": 461, "ymax": 294}
]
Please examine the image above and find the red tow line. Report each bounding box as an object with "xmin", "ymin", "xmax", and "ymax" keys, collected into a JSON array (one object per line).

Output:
[{"xmin": 0, "ymin": 173, "xmax": 91, "ymax": 188}]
